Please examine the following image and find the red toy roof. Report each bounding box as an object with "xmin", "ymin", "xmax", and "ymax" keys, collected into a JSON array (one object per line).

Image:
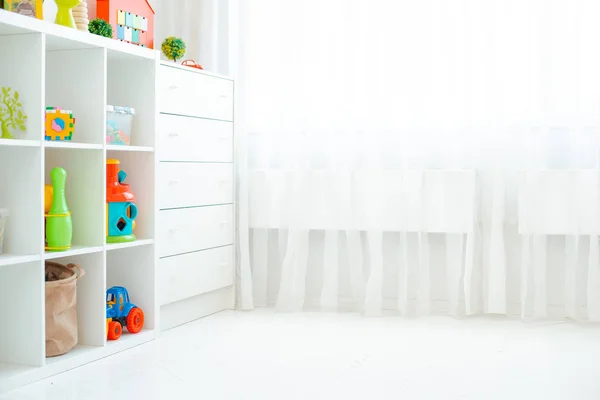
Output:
[{"xmin": 144, "ymin": 0, "xmax": 155, "ymax": 15}]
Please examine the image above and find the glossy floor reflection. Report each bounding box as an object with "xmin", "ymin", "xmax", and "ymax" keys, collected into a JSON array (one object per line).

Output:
[{"xmin": 3, "ymin": 310, "xmax": 600, "ymax": 399}]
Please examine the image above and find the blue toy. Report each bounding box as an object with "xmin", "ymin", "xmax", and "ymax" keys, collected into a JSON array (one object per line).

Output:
[{"xmin": 106, "ymin": 286, "xmax": 144, "ymax": 340}]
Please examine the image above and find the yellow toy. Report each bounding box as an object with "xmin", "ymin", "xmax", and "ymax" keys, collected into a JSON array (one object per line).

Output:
[
  {"xmin": 3, "ymin": 0, "xmax": 43, "ymax": 19},
  {"xmin": 44, "ymin": 185, "xmax": 53, "ymax": 214}
]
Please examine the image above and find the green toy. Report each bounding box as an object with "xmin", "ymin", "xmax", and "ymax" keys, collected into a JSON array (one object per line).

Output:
[
  {"xmin": 54, "ymin": 0, "xmax": 80, "ymax": 28},
  {"xmin": 161, "ymin": 36, "xmax": 186, "ymax": 62},
  {"xmin": 0, "ymin": 87, "xmax": 27, "ymax": 139},
  {"xmin": 46, "ymin": 167, "xmax": 73, "ymax": 251}
]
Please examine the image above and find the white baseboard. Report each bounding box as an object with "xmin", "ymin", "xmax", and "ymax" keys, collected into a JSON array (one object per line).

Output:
[{"xmin": 159, "ymin": 286, "xmax": 234, "ymax": 331}]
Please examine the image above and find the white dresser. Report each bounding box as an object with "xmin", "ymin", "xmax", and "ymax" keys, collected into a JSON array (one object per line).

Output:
[{"xmin": 156, "ymin": 62, "xmax": 235, "ymax": 331}]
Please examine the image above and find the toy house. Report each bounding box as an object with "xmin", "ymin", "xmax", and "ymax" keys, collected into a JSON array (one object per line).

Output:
[
  {"xmin": 45, "ymin": 107, "xmax": 75, "ymax": 141},
  {"xmin": 106, "ymin": 159, "xmax": 138, "ymax": 243},
  {"xmin": 96, "ymin": 0, "xmax": 155, "ymax": 48}
]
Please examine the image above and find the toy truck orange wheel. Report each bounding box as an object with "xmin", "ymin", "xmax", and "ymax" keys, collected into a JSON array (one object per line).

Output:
[
  {"xmin": 126, "ymin": 307, "xmax": 144, "ymax": 333},
  {"xmin": 108, "ymin": 321, "xmax": 122, "ymax": 340}
]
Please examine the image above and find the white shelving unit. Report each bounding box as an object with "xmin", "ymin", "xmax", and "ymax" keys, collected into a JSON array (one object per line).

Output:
[{"xmin": 0, "ymin": 10, "xmax": 157, "ymax": 394}]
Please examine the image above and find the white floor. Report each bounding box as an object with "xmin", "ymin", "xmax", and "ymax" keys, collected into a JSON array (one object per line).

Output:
[{"xmin": 3, "ymin": 310, "xmax": 600, "ymax": 399}]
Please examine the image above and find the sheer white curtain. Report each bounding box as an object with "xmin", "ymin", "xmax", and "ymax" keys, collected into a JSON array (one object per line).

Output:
[
  {"xmin": 234, "ymin": 0, "xmax": 600, "ymax": 320},
  {"xmin": 153, "ymin": 0, "xmax": 229, "ymax": 72}
]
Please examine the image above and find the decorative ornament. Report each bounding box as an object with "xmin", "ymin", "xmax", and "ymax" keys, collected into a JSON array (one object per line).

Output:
[
  {"xmin": 161, "ymin": 37, "xmax": 186, "ymax": 63},
  {"xmin": 0, "ymin": 87, "xmax": 27, "ymax": 139},
  {"xmin": 54, "ymin": 0, "xmax": 80, "ymax": 28},
  {"xmin": 89, "ymin": 18, "xmax": 113, "ymax": 38},
  {"xmin": 73, "ymin": 0, "xmax": 89, "ymax": 32}
]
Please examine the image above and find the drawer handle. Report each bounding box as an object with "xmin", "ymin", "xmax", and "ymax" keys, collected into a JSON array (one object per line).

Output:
[
  {"xmin": 168, "ymin": 228, "xmax": 179, "ymax": 233},
  {"xmin": 218, "ymin": 135, "xmax": 228, "ymax": 141},
  {"xmin": 168, "ymin": 84, "xmax": 180, "ymax": 90},
  {"xmin": 220, "ymin": 262, "xmax": 229, "ymax": 267},
  {"xmin": 220, "ymin": 220, "xmax": 228, "ymax": 226},
  {"xmin": 219, "ymin": 94, "xmax": 228, "ymax": 99},
  {"xmin": 168, "ymin": 132, "xmax": 179, "ymax": 137},
  {"xmin": 169, "ymin": 180, "xmax": 180, "ymax": 185}
]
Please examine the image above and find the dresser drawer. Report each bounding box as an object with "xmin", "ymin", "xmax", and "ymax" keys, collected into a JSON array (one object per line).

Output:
[
  {"xmin": 158, "ymin": 66, "xmax": 233, "ymax": 121},
  {"xmin": 159, "ymin": 245, "xmax": 234, "ymax": 306},
  {"xmin": 157, "ymin": 115, "xmax": 233, "ymax": 162},
  {"xmin": 158, "ymin": 163, "xmax": 233, "ymax": 209},
  {"xmin": 158, "ymin": 205, "xmax": 234, "ymax": 257}
]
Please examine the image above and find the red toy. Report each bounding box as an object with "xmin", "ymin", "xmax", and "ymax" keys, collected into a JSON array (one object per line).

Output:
[
  {"xmin": 181, "ymin": 60, "xmax": 204, "ymax": 70},
  {"xmin": 96, "ymin": 0, "xmax": 155, "ymax": 49}
]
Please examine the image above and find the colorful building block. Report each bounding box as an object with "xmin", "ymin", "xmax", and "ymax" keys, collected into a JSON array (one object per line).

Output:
[{"xmin": 45, "ymin": 107, "xmax": 75, "ymax": 141}]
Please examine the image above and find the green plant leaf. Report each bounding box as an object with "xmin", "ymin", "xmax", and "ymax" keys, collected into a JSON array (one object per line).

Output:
[
  {"xmin": 14, "ymin": 92, "xmax": 19, "ymax": 101},
  {"xmin": 1, "ymin": 87, "xmax": 8, "ymax": 96},
  {"xmin": 19, "ymin": 124, "xmax": 26, "ymax": 131}
]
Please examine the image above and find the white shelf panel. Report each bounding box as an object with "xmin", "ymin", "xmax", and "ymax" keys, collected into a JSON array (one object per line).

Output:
[
  {"xmin": 106, "ymin": 238, "xmax": 154, "ymax": 251},
  {"xmin": 0, "ymin": 139, "xmax": 40, "ymax": 148},
  {"xmin": 44, "ymin": 142, "xmax": 103, "ymax": 150},
  {"xmin": 106, "ymin": 145, "xmax": 154, "ymax": 153},
  {"xmin": 44, "ymin": 245, "xmax": 104, "ymax": 260},
  {"xmin": 0, "ymin": 362, "xmax": 37, "ymax": 382},
  {"xmin": 0, "ymin": 9, "xmax": 156, "ymax": 61},
  {"xmin": 0, "ymin": 254, "xmax": 40, "ymax": 267}
]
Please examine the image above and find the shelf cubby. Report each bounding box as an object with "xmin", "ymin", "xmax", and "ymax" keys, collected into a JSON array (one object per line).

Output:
[
  {"xmin": 0, "ymin": 32, "xmax": 44, "ymax": 142},
  {"xmin": 45, "ymin": 252, "xmax": 106, "ymax": 355},
  {"xmin": 107, "ymin": 57, "xmax": 156, "ymax": 149},
  {"xmin": 0, "ymin": 261, "xmax": 44, "ymax": 368},
  {"xmin": 44, "ymin": 147, "xmax": 105, "ymax": 253},
  {"xmin": 0, "ymin": 146, "xmax": 43, "ymax": 259},
  {"xmin": 107, "ymin": 245, "xmax": 156, "ymax": 332},
  {"xmin": 106, "ymin": 150, "xmax": 155, "ymax": 242},
  {"xmin": 45, "ymin": 48, "xmax": 106, "ymax": 146}
]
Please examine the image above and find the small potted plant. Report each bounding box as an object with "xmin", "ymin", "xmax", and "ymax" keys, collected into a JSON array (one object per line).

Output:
[
  {"xmin": 89, "ymin": 18, "xmax": 113, "ymax": 38},
  {"xmin": 161, "ymin": 36, "xmax": 186, "ymax": 63}
]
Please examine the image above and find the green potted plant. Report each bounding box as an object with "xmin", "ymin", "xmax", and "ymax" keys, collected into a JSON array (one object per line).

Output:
[
  {"xmin": 161, "ymin": 36, "xmax": 186, "ymax": 63},
  {"xmin": 89, "ymin": 18, "xmax": 113, "ymax": 38}
]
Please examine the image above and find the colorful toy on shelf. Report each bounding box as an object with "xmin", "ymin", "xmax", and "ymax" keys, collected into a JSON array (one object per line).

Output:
[
  {"xmin": 46, "ymin": 167, "xmax": 73, "ymax": 251},
  {"xmin": 45, "ymin": 107, "xmax": 75, "ymax": 141},
  {"xmin": 97, "ymin": 0, "xmax": 155, "ymax": 48},
  {"xmin": 106, "ymin": 105, "xmax": 135, "ymax": 145},
  {"xmin": 106, "ymin": 159, "xmax": 138, "ymax": 243},
  {"xmin": 106, "ymin": 286, "xmax": 144, "ymax": 340},
  {"xmin": 3, "ymin": 0, "xmax": 43, "ymax": 19},
  {"xmin": 0, "ymin": 87, "xmax": 27, "ymax": 139},
  {"xmin": 181, "ymin": 60, "xmax": 203, "ymax": 70},
  {"xmin": 44, "ymin": 185, "xmax": 54, "ymax": 214},
  {"xmin": 161, "ymin": 36, "xmax": 186, "ymax": 62},
  {"xmin": 73, "ymin": 0, "xmax": 89, "ymax": 32},
  {"xmin": 54, "ymin": 0, "xmax": 81, "ymax": 28}
]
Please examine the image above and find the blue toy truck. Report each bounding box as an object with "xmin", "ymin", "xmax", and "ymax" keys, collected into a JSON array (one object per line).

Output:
[{"xmin": 106, "ymin": 286, "xmax": 145, "ymax": 340}]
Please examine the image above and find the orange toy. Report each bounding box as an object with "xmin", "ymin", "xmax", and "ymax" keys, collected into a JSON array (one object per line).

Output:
[{"xmin": 96, "ymin": 0, "xmax": 155, "ymax": 49}]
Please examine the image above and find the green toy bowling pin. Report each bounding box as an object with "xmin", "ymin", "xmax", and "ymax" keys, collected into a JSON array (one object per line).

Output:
[{"xmin": 46, "ymin": 167, "xmax": 72, "ymax": 251}]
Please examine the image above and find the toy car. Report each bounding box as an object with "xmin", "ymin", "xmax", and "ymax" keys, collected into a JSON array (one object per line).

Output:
[{"xmin": 106, "ymin": 286, "xmax": 144, "ymax": 340}]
